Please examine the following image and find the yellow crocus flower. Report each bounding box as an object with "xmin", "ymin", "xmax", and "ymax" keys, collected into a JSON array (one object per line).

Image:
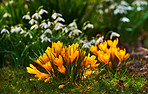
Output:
[
  {"xmin": 115, "ymin": 48, "xmax": 130, "ymax": 62},
  {"xmin": 98, "ymin": 41, "xmax": 108, "ymax": 52},
  {"xmin": 52, "ymin": 41, "xmax": 63, "ymax": 56},
  {"xmin": 90, "ymin": 45, "xmax": 98, "ymax": 56},
  {"xmin": 57, "ymin": 65, "xmax": 66, "ymax": 74},
  {"xmin": 97, "ymin": 51, "xmax": 110, "ymax": 65},
  {"xmin": 107, "ymin": 38, "xmax": 118, "ymax": 48},
  {"xmin": 26, "ymin": 64, "xmax": 40, "ymax": 74}
]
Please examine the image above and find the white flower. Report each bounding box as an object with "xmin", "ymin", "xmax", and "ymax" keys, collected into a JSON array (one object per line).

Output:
[
  {"xmin": 110, "ymin": 32, "xmax": 120, "ymax": 40},
  {"xmin": 95, "ymin": 36, "xmax": 104, "ymax": 45},
  {"xmin": 79, "ymin": 40, "xmax": 84, "ymax": 43},
  {"xmin": 40, "ymin": 34, "xmax": 45, "ymax": 39},
  {"xmin": 120, "ymin": 17, "xmax": 130, "ymax": 22},
  {"xmin": 41, "ymin": 37, "xmax": 51, "ymax": 42},
  {"xmin": 105, "ymin": 8, "xmax": 109, "ymax": 13},
  {"xmin": 54, "ymin": 17, "xmax": 65, "ymax": 23},
  {"xmin": 15, "ymin": 27, "xmax": 22, "ymax": 32},
  {"xmin": 11, "ymin": 26, "xmax": 22, "ymax": 33},
  {"xmin": 137, "ymin": 6, "xmax": 143, "ymax": 11},
  {"xmin": 132, "ymin": 0, "xmax": 148, "ymax": 6},
  {"xmin": 89, "ymin": 39, "xmax": 96, "ymax": 44},
  {"xmin": 62, "ymin": 27, "xmax": 68, "ymax": 33},
  {"xmin": 20, "ymin": 29, "xmax": 26, "ymax": 34},
  {"xmin": 24, "ymin": 32, "xmax": 32, "ymax": 39},
  {"xmin": 10, "ymin": 26, "xmax": 15, "ymax": 33},
  {"xmin": 44, "ymin": 29, "xmax": 52, "ymax": 35},
  {"xmin": 29, "ymin": 19, "xmax": 37, "ymax": 25},
  {"xmin": 39, "ymin": 9, "xmax": 48, "ymax": 15},
  {"xmin": 54, "ymin": 23, "xmax": 64, "ymax": 30},
  {"xmin": 72, "ymin": 29, "xmax": 82, "ymax": 35},
  {"xmin": 68, "ymin": 32, "xmax": 73, "ymax": 38},
  {"xmin": 30, "ymin": 24, "xmax": 38, "ymax": 30},
  {"xmin": 114, "ymin": 5, "xmax": 127, "ymax": 15},
  {"xmin": 40, "ymin": 22, "xmax": 48, "ymax": 29},
  {"xmin": 3, "ymin": 13, "xmax": 11, "ymax": 18},
  {"xmin": 22, "ymin": 14, "xmax": 31, "ymax": 20},
  {"xmin": 109, "ymin": 3, "xmax": 117, "ymax": 10},
  {"xmin": 1, "ymin": 28, "xmax": 9, "ymax": 34},
  {"xmin": 97, "ymin": 9, "xmax": 103, "ymax": 14},
  {"xmin": 69, "ymin": 21, "xmax": 77, "ymax": 28},
  {"xmin": 47, "ymin": 21, "xmax": 53, "ymax": 27},
  {"xmin": 51, "ymin": 13, "xmax": 62, "ymax": 19},
  {"xmin": 82, "ymin": 43, "xmax": 91, "ymax": 48},
  {"xmin": 113, "ymin": 4, "xmax": 133, "ymax": 15},
  {"xmin": 83, "ymin": 23, "xmax": 94, "ymax": 30},
  {"xmin": 69, "ymin": 29, "xmax": 82, "ymax": 37},
  {"xmin": 121, "ymin": 1, "xmax": 128, "ymax": 6},
  {"xmin": 32, "ymin": 13, "xmax": 42, "ymax": 19},
  {"xmin": 9, "ymin": 0, "xmax": 14, "ymax": 4}
]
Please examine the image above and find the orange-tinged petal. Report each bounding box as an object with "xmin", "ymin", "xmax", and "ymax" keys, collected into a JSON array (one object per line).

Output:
[
  {"xmin": 44, "ymin": 77, "xmax": 51, "ymax": 83},
  {"xmin": 59, "ymin": 85, "xmax": 65, "ymax": 89},
  {"xmin": 57, "ymin": 65, "xmax": 66, "ymax": 74},
  {"xmin": 98, "ymin": 52, "xmax": 110, "ymax": 64},
  {"xmin": 26, "ymin": 64, "xmax": 40, "ymax": 74},
  {"xmin": 27, "ymin": 67, "xmax": 39, "ymax": 74},
  {"xmin": 90, "ymin": 45, "xmax": 98, "ymax": 56},
  {"xmin": 54, "ymin": 55, "xmax": 63, "ymax": 66},
  {"xmin": 107, "ymin": 38, "xmax": 118, "ymax": 48},
  {"xmin": 98, "ymin": 41, "xmax": 108, "ymax": 52},
  {"xmin": 108, "ymin": 61, "xmax": 112, "ymax": 70},
  {"xmin": 115, "ymin": 48, "xmax": 130, "ymax": 62},
  {"xmin": 124, "ymin": 53, "xmax": 130, "ymax": 61},
  {"xmin": 69, "ymin": 50, "xmax": 79, "ymax": 63}
]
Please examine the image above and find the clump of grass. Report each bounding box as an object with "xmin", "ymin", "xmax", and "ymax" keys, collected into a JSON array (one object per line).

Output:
[{"xmin": 0, "ymin": 66, "xmax": 147, "ymax": 93}]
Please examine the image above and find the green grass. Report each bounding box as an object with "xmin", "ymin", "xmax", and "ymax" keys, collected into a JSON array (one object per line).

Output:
[{"xmin": 0, "ymin": 66, "xmax": 147, "ymax": 93}]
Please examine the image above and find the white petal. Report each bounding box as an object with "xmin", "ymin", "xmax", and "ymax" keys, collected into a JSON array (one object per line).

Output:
[
  {"xmin": 32, "ymin": 13, "xmax": 42, "ymax": 19},
  {"xmin": 1, "ymin": 28, "xmax": 9, "ymax": 34},
  {"xmin": 120, "ymin": 17, "xmax": 130, "ymax": 22},
  {"xmin": 30, "ymin": 24, "xmax": 38, "ymax": 30},
  {"xmin": 39, "ymin": 9, "xmax": 48, "ymax": 15},
  {"xmin": 3, "ymin": 13, "xmax": 11, "ymax": 18},
  {"xmin": 29, "ymin": 19, "xmax": 37, "ymax": 25},
  {"xmin": 83, "ymin": 24, "xmax": 94, "ymax": 30},
  {"xmin": 110, "ymin": 32, "xmax": 120, "ymax": 40},
  {"xmin": 48, "ymin": 21, "xmax": 53, "ymax": 27},
  {"xmin": 40, "ymin": 23, "xmax": 48, "ymax": 29},
  {"xmin": 55, "ymin": 17, "xmax": 65, "ymax": 23},
  {"xmin": 22, "ymin": 15, "xmax": 31, "ymax": 20},
  {"xmin": 41, "ymin": 37, "xmax": 51, "ymax": 42},
  {"xmin": 40, "ymin": 34, "xmax": 45, "ymax": 39},
  {"xmin": 44, "ymin": 29, "xmax": 52, "ymax": 35},
  {"xmin": 51, "ymin": 13, "xmax": 62, "ymax": 19},
  {"xmin": 95, "ymin": 36, "xmax": 104, "ymax": 45},
  {"xmin": 69, "ymin": 21, "xmax": 77, "ymax": 28},
  {"xmin": 54, "ymin": 23, "xmax": 64, "ymax": 30}
]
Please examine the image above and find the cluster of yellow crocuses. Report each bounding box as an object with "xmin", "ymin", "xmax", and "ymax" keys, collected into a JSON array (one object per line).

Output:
[
  {"xmin": 27, "ymin": 39, "xmax": 130, "ymax": 88},
  {"xmin": 27, "ymin": 41, "xmax": 99, "ymax": 84},
  {"xmin": 90, "ymin": 38, "xmax": 130, "ymax": 70}
]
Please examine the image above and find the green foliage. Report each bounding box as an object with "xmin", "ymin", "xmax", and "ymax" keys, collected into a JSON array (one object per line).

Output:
[{"xmin": 0, "ymin": 0, "xmax": 27, "ymax": 27}]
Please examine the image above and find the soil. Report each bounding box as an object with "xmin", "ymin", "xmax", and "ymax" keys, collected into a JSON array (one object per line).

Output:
[{"xmin": 122, "ymin": 36, "xmax": 148, "ymax": 78}]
